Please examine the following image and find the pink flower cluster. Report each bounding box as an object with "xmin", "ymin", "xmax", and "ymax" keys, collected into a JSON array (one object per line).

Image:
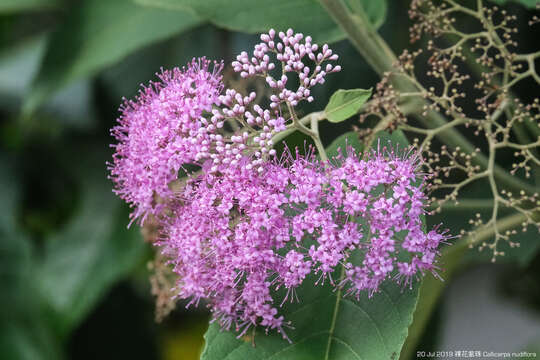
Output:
[
  {"xmin": 109, "ymin": 29, "xmax": 340, "ymax": 223},
  {"xmin": 109, "ymin": 58, "xmax": 224, "ymax": 223},
  {"xmin": 108, "ymin": 29, "xmax": 448, "ymax": 341},
  {"xmin": 233, "ymin": 28, "xmax": 341, "ymax": 108},
  {"xmin": 159, "ymin": 149, "xmax": 448, "ymax": 340}
]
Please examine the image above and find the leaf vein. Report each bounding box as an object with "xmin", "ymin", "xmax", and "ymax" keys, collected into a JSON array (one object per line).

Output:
[
  {"xmin": 342, "ymin": 298, "xmax": 391, "ymax": 356},
  {"xmin": 331, "ymin": 335, "xmax": 364, "ymax": 360},
  {"xmin": 264, "ymin": 330, "xmax": 330, "ymax": 360}
]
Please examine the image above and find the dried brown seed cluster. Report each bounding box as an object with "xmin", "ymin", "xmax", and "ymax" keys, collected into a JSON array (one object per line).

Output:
[{"xmin": 357, "ymin": 0, "xmax": 540, "ymax": 260}]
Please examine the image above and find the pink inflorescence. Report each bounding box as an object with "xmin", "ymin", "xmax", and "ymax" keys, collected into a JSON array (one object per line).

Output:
[
  {"xmin": 233, "ymin": 28, "xmax": 341, "ymax": 108},
  {"xmin": 158, "ymin": 147, "xmax": 449, "ymax": 341},
  {"xmin": 109, "ymin": 58, "xmax": 224, "ymax": 224},
  {"xmin": 109, "ymin": 29, "xmax": 448, "ymax": 341},
  {"xmin": 109, "ymin": 29, "xmax": 341, "ymax": 224}
]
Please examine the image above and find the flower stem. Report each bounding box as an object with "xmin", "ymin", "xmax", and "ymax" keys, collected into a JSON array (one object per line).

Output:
[
  {"xmin": 286, "ymin": 101, "xmax": 328, "ymax": 160},
  {"xmin": 271, "ymin": 111, "xmax": 328, "ymax": 161},
  {"xmin": 310, "ymin": 112, "xmax": 328, "ymax": 162}
]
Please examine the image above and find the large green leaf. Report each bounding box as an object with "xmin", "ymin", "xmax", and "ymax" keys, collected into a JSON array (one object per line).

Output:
[
  {"xmin": 0, "ymin": 146, "xmax": 147, "ymax": 358},
  {"xmin": 0, "ymin": 0, "xmax": 58, "ymax": 14},
  {"xmin": 0, "ymin": 35, "xmax": 97, "ymax": 130},
  {"xmin": 369, "ymin": 130, "xmax": 410, "ymax": 149},
  {"xmin": 0, "ymin": 157, "xmax": 21, "ymax": 233},
  {"xmin": 325, "ymin": 88, "xmax": 372, "ymax": 123},
  {"xmin": 0, "ymin": 36, "xmax": 47, "ymax": 102},
  {"xmin": 23, "ymin": 0, "xmax": 201, "ymax": 115},
  {"xmin": 0, "ymin": 158, "xmax": 63, "ymax": 360},
  {"xmin": 135, "ymin": 0, "xmax": 387, "ymax": 44},
  {"xmin": 135, "ymin": 0, "xmax": 342, "ymax": 43},
  {"xmin": 100, "ymin": 25, "xmax": 224, "ymax": 101},
  {"xmin": 325, "ymin": 131, "xmax": 364, "ymax": 158},
  {"xmin": 37, "ymin": 147, "xmax": 147, "ymax": 336},
  {"xmin": 200, "ymin": 131, "xmax": 422, "ymax": 360},
  {"xmin": 202, "ymin": 281, "xmax": 419, "ymax": 360},
  {"xmin": 490, "ymin": 0, "xmax": 539, "ymax": 8},
  {"xmin": 350, "ymin": 0, "xmax": 387, "ymax": 29}
]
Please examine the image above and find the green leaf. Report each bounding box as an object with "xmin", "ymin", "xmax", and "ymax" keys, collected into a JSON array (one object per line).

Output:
[
  {"xmin": 0, "ymin": 308, "xmax": 63, "ymax": 360},
  {"xmin": 37, "ymin": 148, "xmax": 147, "ymax": 335},
  {"xmin": 201, "ymin": 131, "xmax": 421, "ymax": 360},
  {"xmin": 0, "ymin": 160, "xmax": 33, "ymax": 315},
  {"xmin": 489, "ymin": 0, "xmax": 539, "ymax": 8},
  {"xmin": 0, "ymin": 157, "xmax": 21, "ymax": 233},
  {"xmin": 135, "ymin": 0, "xmax": 386, "ymax": 43},
  {"xmin": 353, "ymin": 0, "xmax": 387, "ymax": 29},
  {"xmin": 369, "ymin": 129, "xmax": 409, "ymax": 149},
  {"xmin": 136, "ymin": 0, "xmax": 388, "ymax": 43},
  {"xmin": 0, "ymin": 35, "xmax": 97, "ymax": 131},
  {"xmin": 23, "ymin": 0, "xmax": 201, "ymax": 115},
  {"xmin": 135, "ymin": 0, "xmax": 344, "ymax": 44},
  {"xmin": 324, "ymin": 88, "xmax": 372, "ymax": 123},
  {"xmin": 202, "ymin": 280, "xmax": 419, "ymax": 360},
  {"xmin": 342, "ymin": 0, "xmax": 387, "ymax": 29},
  {"xmin": 0, "ymin": 158, "xmax": 63, "ymax": 360},
  {"xmin": 325, "ymin": 131, "xmax": 364, "ymax": 158},
  {"xmin": 100, "ymin": 25, "xmax": 224, "ymax": 102},
  {"xmin": 0, "ymin": 0, "xmax": 58, "ymax": 14},
  {"xmin": 0, "ymin": 36, "xmax": 47, "ymax": 102}
]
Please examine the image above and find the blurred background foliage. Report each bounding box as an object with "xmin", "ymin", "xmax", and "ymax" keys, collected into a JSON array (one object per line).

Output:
[{"xmin": 0, "ymin": 0, "xmax": 539, "ymax": 359}]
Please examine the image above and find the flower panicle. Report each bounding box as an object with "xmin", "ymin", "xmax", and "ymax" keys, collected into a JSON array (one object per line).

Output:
[
  {"xmin": 108, "ymin": 29, "xmax": 448, "ymax": 340},
  {"xmin": 158, "ymin": 146, "xmax": 449, "ymax": 339}
]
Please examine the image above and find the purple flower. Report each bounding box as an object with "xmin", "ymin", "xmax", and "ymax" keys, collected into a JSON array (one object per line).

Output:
[
  {"xmin": 157, "ymin": 146, "xmax": 449, "ymax": 340},
  {"xmin": 109, "ymin": 58, "xmax": 224, "ymax": 224},
  {"xmin": 109, "ymin": 30, "xmax": 344, "ymax": 224},
  {"xmin": 108, "ymin": 30, "xmax": 449, "ymax": 341},
  {"xmin": 233, "ymin": 28, "xmax": 340, "ymax": 109}
]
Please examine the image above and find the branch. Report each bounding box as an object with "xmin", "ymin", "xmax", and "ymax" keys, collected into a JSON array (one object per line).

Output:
[{"xmin": 319, "ymin": 0, "xmax": 537, "ymax": 194}]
